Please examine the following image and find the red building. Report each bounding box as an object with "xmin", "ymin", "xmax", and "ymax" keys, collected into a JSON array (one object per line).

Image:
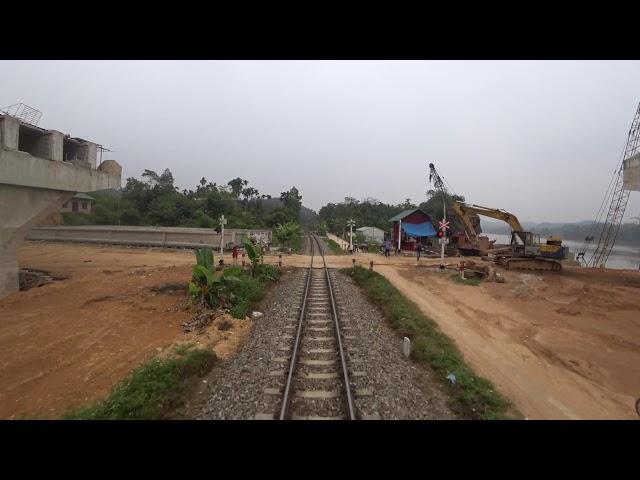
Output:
[{"xmin": 389, "ymin": 208, "xmax": 437, "ymax": 251}]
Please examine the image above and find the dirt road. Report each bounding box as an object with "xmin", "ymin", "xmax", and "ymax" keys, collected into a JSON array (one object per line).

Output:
[
  {"xmin": 0, "ymin": 242, "xmax": 251, "ymax": 419},
  {"xmin": 375, "ymin": 264, "xmax": 640, "ymax": 419}
]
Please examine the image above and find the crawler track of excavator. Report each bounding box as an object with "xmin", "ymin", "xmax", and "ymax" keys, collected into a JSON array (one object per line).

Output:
[{"xmin": 501, "ymin": 257, "xmax": 562, "ymax": 272}]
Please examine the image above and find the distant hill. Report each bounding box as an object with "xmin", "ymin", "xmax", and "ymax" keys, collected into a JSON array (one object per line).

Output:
[
  {"xmin": 299, "ymin": 205, "xmax": 319, "ymax": 227},
  {"xmin": 479, "ymin": 218, "xmax": 640, "ymax": 247}
]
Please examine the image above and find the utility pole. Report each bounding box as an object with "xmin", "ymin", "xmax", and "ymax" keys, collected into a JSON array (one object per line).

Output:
[
  {"xmin": 219, "ymin": 214, "xmax": 227, "ymax": 259},
  {"xmin": 441, "ymin": 198, "xmax": 446, "ymax": 266},
  {"xmin": 429, "ymin": 163, "xmax": 451, "ymax": 270},
  {"xmin": 347, "ymin": 219, "xmax": 356, "ymax": 252}
]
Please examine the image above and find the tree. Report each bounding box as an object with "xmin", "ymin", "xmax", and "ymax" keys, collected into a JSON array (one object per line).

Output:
[
  {"xmin": 273, "ymin": 222, "xmax": 302, "ymax": 249},
  {"xmin": 241, "ymin": 187, "xmax": 259, "ymax": 201},
  {"xmin": 228, "ymin": 178, "xmax": 248, "ymax": 198},
  {"xmin": 266, "ymin": 207, "xmax": 294, "ymax": 228},
  {"xmin": 280, "ymin": 187, "xmax": 303, "ymax": 218}
]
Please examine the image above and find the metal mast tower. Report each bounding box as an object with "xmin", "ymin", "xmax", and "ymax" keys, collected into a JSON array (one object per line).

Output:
[{"xmin": 583, "ymin": 101, "xmax": 640, "ymax": 267}]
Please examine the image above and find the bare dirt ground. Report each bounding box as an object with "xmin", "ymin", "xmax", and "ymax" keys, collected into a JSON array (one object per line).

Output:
[
  {"xmin": 0, "ymin": 242, "xmax": 252, "ymax": 419},
  {"xmin": 374, "ymin": 263, "xmax": 640, "ymax": 419},
  {"xmin": 3, "ymin": 241, "xmax": 639, "ymax": 420}
]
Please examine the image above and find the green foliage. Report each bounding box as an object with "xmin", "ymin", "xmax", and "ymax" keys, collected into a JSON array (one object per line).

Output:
[
  {"xmin": 188, "ymin": 247, "xmax": 279, "ymax": 318},
  {"xmin": 273, "ymin": 222, "xmax": 302, "ymax": 249},
  {"xmin": 120, "ymin": 209, "xmax": 141, "ymax": 225},
  {"xmin": 65, "ymin": 169, "xmax": 307, "ymax": 232},
  {"xmin": 367, "ymin": 240, "xmax": 381, "ymax": 252},
  {"xmin": 326, "ymin": 238, "xmax": 344, "ymax": 255},
  {"xmin": 280, "ymin": 186, "xmax": 302, "ymax": 217},
  {"xmin": 189, "ymin": 248, "xmax": 240, "ymax": 308},
  {"xmin": 65, "ymin": 345, "xmax": 216, "ymax": 420},
  {"xmin": 319, "ymin": 197, "xmax": 403, "ymax": 236},
  {"xmin": 195, "ymin": 247, "xmax": 214, "ymax": 270},
  {"xmin": 419, "ymin": 192, "xmax": 466, "ymax": 232},
  {"xmin": 244, "ymin": 240, "xmax": 262, "ymax": 277},
  {"xmin": 317, "ymin": 221, "xmax": 328, "ymax": 236},
  {"xmin": 345, "ymin": 266, "xmax": 518, "ymax": 420},
  {"xmin": 266, "ymin": 207, "xmax": 295, "ymax": 228},
  {"xmin": 62, "ymin": 212, "xmax": 93, "ymax": 225}
]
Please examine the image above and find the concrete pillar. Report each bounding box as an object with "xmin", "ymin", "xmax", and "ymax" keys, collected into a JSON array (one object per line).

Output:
[
  {"xmin": 0, "ymin": 146, "xmax": 121, "ymax": 299},
  {"xmin": 79, "ymin": 141, "xmax": 98, "ymax": 169},
  {"xmin": 0, "ymin": 116, "xmax": 19, "ymax": 150},
  {"xmin": 34, "ymin": 130, "xmax": 64, "ymax": 161},
  {"xmin": 0, "ymin": 184, "xmax": 73, "ymax": 298}
]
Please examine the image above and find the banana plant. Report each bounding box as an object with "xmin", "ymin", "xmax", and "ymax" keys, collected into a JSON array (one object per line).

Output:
[
  {"xmin": 244, "ymin": 239, "xmax": 261, "ymax": 278},
  {"xmin": 188, "ymin": 247, "xmax": 241, "ymax": 308}
]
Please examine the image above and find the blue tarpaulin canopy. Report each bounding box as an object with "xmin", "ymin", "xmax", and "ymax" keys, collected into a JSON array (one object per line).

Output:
[{"xmin": 401, "ymin": 222, "xmax": 437, "ymax": 237}]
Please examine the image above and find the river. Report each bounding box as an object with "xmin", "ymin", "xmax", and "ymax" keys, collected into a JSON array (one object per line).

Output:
[{"xmin": 484, "ymin": 233, "xmax": 640, "ymax": 270}]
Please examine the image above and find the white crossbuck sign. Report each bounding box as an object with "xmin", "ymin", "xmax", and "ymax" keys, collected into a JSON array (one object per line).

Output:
[{"xmin": 438, "ymin": 220, "xmax": 450, "ymax": 231}]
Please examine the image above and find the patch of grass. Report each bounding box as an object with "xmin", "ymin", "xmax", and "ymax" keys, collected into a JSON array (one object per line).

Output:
[
  {"xmin": 450, "ymin": 273, "xmax": 482, "ymax": 286},
  {"xmin": 64, "ymin": 345, "xmax": 216, "ymax": 420},
  {"xmin": 226, "ymin": 264, "xmax": 280, "ymax": 319},
  {"xmin": 290, "ymin": 233, "xmax": 305, "ymax": 253},
  {"xmin": 326, "ymin": 238, "xmax": 345, "ymax": 255},
  {"xmin": 344, "ymin": 266, "xmax": 520, "ymax": 420}
]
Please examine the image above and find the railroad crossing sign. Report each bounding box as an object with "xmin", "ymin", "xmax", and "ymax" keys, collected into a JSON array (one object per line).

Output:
[
  {"xmin": 219, "ymin": 215, "xmax": 227, "ymax": 226},
  {"xmin": 438, "ymin": 219, "xmax": 450, "ymax": 231},
  {"xmin": 439, "ymin": 237, "xmax": 449, "ymax": 245}
]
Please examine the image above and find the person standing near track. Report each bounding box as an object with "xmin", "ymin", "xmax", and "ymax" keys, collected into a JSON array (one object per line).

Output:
[
  {"xmin": 384, "ymin": 239, "xmax": 391, "ymax": 257},
  {"xmin": 416, "ymin": 241, "xmax": 423, "ymax": 262},
  {"xmin": 232, "ymin": 245, "xmax": 239, "ymax": 265}
]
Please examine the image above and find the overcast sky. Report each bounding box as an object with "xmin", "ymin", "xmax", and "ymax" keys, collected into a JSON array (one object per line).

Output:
[{"xmin": 1, "ymin": 60, "xmax": 639, "ymax": 223}]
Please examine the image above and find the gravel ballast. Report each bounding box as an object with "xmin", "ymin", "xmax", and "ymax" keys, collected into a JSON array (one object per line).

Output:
[{"xmin": 193, "ymin": 265, "xmax": 458, "ymax": 420}]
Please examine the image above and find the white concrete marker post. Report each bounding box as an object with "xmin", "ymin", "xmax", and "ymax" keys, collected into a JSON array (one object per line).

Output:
[{"xmin": 403, "ymin": 337, "xmax": 411, "ymax": 358}]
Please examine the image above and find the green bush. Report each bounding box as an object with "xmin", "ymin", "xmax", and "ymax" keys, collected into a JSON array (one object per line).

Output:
[
  {"xmin": 120, "ymin": 209, "xmax": 141, "ymax": 225},
  {"xmin": 62, "ymin": 212, "xmax": 94, "ymax": 225},
  {"xmin": 228, "ymin": 276, "xmax": 264, "ymax": 318},
  {"xmin": 188, "ymin": 248, "xmax": 280, "ymax": 319},
  {"xmin": 65, "ymin": 346, "xmax": 216, "ymax": 420},
  {"xmin": 326, "ymin": 238, "xmax": 344, "ymax": 255}
]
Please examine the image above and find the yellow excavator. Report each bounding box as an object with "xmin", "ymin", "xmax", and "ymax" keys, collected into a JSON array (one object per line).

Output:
[{"xmin": 452, "ymin": 201, "xmax": 569, "ymax": 272}]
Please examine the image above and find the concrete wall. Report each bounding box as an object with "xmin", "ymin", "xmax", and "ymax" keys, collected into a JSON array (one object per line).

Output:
[
  {"xmin": 0, "ymin": 148, "xmax": 120, "ymax": 192},
  {"xmin": 27, "ymin": 226, "xmax": 272, "ymax": 249}
]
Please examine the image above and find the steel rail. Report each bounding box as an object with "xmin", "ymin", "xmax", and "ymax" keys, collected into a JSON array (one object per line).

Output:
[
  {"xmin": 311, "ymin": 233, "xmax": 356, "ymax": 420},
  {"xmin": 278, "ymin": 235, "xmax": 314, "ymax": 420}
]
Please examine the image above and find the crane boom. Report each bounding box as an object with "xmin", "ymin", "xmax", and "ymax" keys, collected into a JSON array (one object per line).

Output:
[{"xmin": 584, "ymin": 101, "xmax": 640, "ymax": 267}]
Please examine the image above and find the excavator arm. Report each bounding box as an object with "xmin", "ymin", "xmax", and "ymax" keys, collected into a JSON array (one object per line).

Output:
[
  {"xmin": 451, "ymin": 201, "xmax": 479, "ymax": 238},
  {"xmin": 452, "ymin": 201, "xmax": 525, "ymax": 239}
]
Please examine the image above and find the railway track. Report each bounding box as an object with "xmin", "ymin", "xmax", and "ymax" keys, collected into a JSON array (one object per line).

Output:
[{"xmin": 255, "ymin": 233, "xmax": 357, "ymax": 420}]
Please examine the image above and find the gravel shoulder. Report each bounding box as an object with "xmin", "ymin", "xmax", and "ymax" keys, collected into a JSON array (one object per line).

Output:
[
  {"xmin": 188, "ymin": 265, "xmax": 458, "ymax": 420},
  {"xmin": 332, "ymin": 270, "xmax": 458, "ymax": 419},
  {"xmin": 187, "ymin": 268, "xmax": 307, "ymax": 419}
]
